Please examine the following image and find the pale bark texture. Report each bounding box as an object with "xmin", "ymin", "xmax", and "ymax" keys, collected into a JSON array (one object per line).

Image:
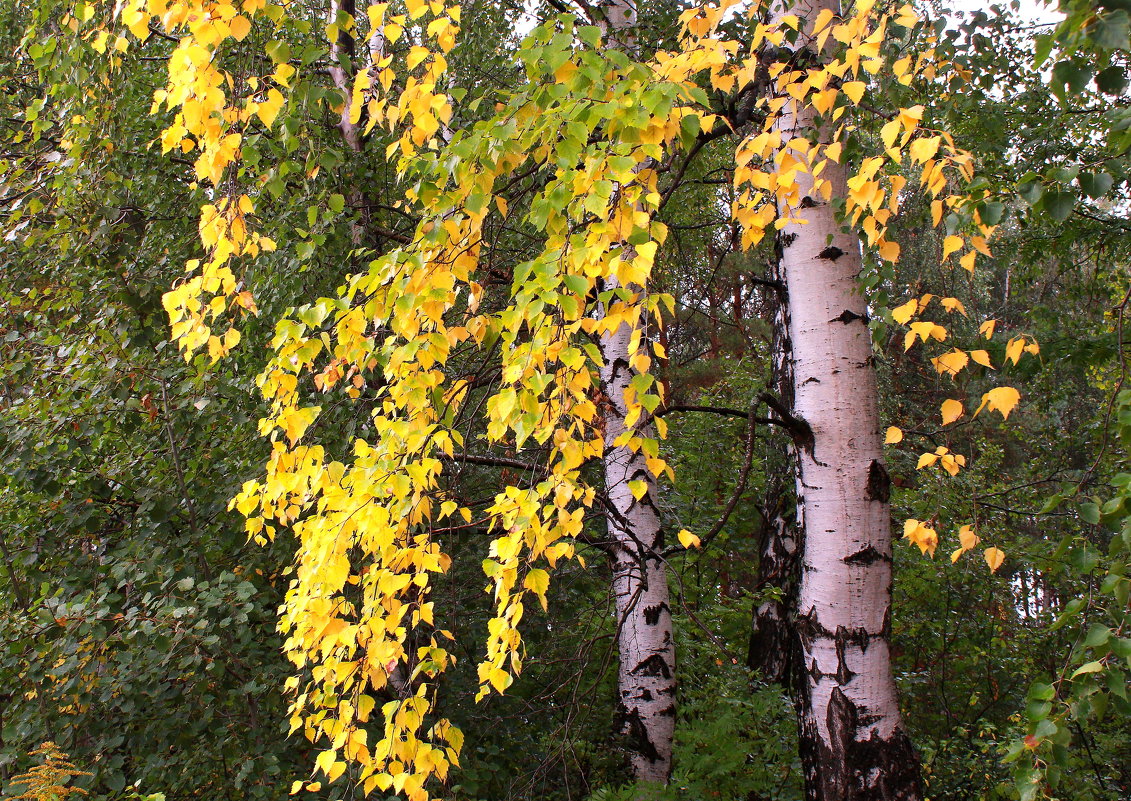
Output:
[
  {"xmin": 595, "ymin": 0, "xmax": 677, "ymax": 785},
  {"xmin": 599, "ymin": 300, "xmax": 676, "ymax": 785},
  {"xmin": 769, "ymin": 0, "xmax": 923, "ymax": 798}
]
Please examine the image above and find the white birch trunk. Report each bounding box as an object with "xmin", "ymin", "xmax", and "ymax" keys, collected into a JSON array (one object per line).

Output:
[
  {"xmin": 770, "ymin": 0, "xmax": 922, "ymax": 797},
  {"xmin": 599, "ymin": 296, "xmax": 676, "ymax": 785},
  {"xmin": 595, "ymin": 0, "xmax": 676, "ymax": 785}
]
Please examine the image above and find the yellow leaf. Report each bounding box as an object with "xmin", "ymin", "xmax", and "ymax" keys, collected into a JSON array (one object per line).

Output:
[
  {"xmin": 979, "ymin": 319, "xmax": 996, "ymax": 339},
  {"xmin": 975, "ymin": 386, "xmax": 1021, "ymax": 420},
  {"xmin": 959, "ymin": 525, "xmax": 979, "ymax": 551},
  {"xmin": 290, "ymin": 781, "xmax": 303, "ymax": 795},
  {"xmin": 916, "ymin": 452, "xmax": 939, "ymax": 469},
  {"xmin": 942, "ymin": 235, "xmax": 962, "ymax": 259},
  {"xmin": 256, "ymin": 89, "xmax": 284, "ymax": 128},
  {"xmin": 939, "ymin": 297, "xmax": 965, "ymax": 315},
  {"xmin": 842, "ymin": 81, "xmax": 866, "ymax": 104},
  {"xmin": 884, "ymin": 426, "xmax": 903, "ymax": 444},
  {"xmin": 677, "ymin": 529, "xmax": 701, "ymax": 549},
  {"xmin": 628, "ymin": 479, "xmax": 648, "ymax": 501},
  {"xmin": 881, "ymin": 119, "xmax": 901, "ymax": 149},
  {"xmin": 891, "ymin": 299, "xmax": 918, "ymax": 324},
  {"xmin": 960, "ymin": 250, "xmax": 977, "ymax": 272},
  {"xmin": 1005, "ymin": 336, "xmax": 1025, "ymax": 365},
  {"xmin": 909, "ymin": 136, "xmax": 940, "ymax": 164},
  {"xmin": 969, "ymin": 349, "xmax": 992, "ymax": 368},
  {"xmin": 523, "ymin": 568, "xmax": 549, "ymax": 597},
  {"xmin": 877, "ymin": 239, "xmax": 900, "ymax": 261},
  {"xmin": 940, "ymin": 398, "xmax": 963, "ymax": 425},
  {"xmin": 932, "ymin": 349, "xmax": 969, "ymax": 377},
  {"xmin": 902, "ymin": 518, "xmax": 938, "ymax": 557},
  {"xmin": 229, "ymin": 15, "xmax": 252, "ymax": 40},
  {"xmin": 984, "ymin": 546, "xmax": 1005, "ymax": 573}
]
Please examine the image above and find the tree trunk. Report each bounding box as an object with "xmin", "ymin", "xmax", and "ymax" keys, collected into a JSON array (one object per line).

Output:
[
  {"xmin": 747, "ymin": 257, "xmax": 799, "ymax": 686},
  {"xmin": 600, "ymin": 302, "xmax": 677, "ymax": 785},
  {"xmin": 596, "ymin": 0, "xmax": 677, "ymax": 785},
  {"xmin": 770, "ymin": 0, "xmax": 923, "ymax": 798}
]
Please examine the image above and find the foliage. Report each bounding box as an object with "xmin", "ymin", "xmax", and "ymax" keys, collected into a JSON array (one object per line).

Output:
[
  {"xmin": 6, "ymin": 743, "xmax": 90, "ymax": 801},
  {"xmin": 2, "ymin": 0, "xmax": 1131, "ymax": 800}
]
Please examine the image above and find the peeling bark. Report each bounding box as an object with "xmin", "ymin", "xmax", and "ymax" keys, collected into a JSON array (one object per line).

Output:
[{"xmin": 769, "ymin": 0, "xmax": 923, "ymax": 798}]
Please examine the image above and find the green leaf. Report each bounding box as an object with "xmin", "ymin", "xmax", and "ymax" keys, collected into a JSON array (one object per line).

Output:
[
  {"xmin": 1078, "ymin": 171, "xmax": 1114, "ymax": 199},
  {"xmin": 1079, "ymin": 501, "xmax": 1101, "ymax": 524},
  {"xmin": 1083, "ymin": 624, "xmax": 1112, "ymax": 648},
  {"xmin": 1042, "ymin": 190, "xmax": 1076, "ymax": 222},
  {"xmin": 1071, "ymin": 660, "xmax": 1104, "ymax": 678},
  {"xmin": 1089, "ymin": 9, "xmax": 1131, "ymax": 49},
  {"xmin": 328, "ymin": 193, "xmax": 345, "ymax": 214},
  {"xmin": 1096, "ymin": 65, "xmax": 1128, "ymax": 94},
  {"xmin": 1017, "ymin": 178, "xmax": 1044, "ymax": 205},
  {"xmin": 1052, "ymin": 60, "xmax": 1092, "ymax": 97}
]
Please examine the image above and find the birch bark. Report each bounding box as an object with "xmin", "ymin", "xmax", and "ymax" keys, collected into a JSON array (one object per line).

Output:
[
  {"xmin": 595, "ymin": 0, "xmax": 677, "ymax": 785},
  {"xmin": 769, "ymin": 0, "xmax": 923, "ymax": 797}
]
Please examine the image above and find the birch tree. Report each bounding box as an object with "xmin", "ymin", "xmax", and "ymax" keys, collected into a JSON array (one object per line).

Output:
[
  {"xmin": 768, "ymin": 1, "xmax": 923, "ymax": 796},
  {"xmin": 594, "ymin": 0, "xmax": 677, "ymax": 784},
  {"xmin": 79, "ymin": 0, "xmax": 1013, "ymax": 797}
]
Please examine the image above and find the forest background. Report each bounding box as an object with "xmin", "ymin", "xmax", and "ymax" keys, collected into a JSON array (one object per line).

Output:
[{"xmin": 1, "ymin": 0, "xmax": 1129, "ymax": 800}]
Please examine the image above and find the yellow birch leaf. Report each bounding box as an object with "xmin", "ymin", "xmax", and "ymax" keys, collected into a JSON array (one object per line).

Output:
[
  {"xmin": 229, "ymin": 15, "xmax": 252, "ymax": 40},
  {"xmin": 884, "ymin": 426, "xmax": 903, "ymax": 444},
  {"xmin": 523, "ymin": 568, "xmax": 549, "ymax": 597},
  {"xmin": 940, "ymin": 297, "xmax": 966, "ymax": 315},
  {"xmin": 678, "ymin": 529, "xmax": 701, "ymax": 548},
  {"xmin": 256, "ymin": 89, "xmax": 284, "ymax": 128},
  {"xmin": 984, "ymin": 546, "xmax": 1005, "ymax": 573},
  {"xmin": 932, "ymin": 349, "xmax": 969, "ymax": 377},
  {"xmin": 969, "ymin": 349, "xmax": 992, "ymax": 368},
  {"xmin": 959, "ymin": 524, "xmax": 979, "ymax": 550},
  {"xmin": 628, "ymin": 479, "xmax": 648, "ymax": 501},
  {"xmin": 975, "ymin": 386, "xmax": 1021, "ymax": 420},
  {"xmin": 979, "ymin": 319, "xmax": 996, "ymax": 339},
  {"xmin": 960, "ymin": 250, "xmax": 977, "ymax": 272},
  {"xmin": 909, "ymin": 136, "xmax": 940, "ymax": 164},
  {"xmin": 891, "ymin": 299, "xmax": 918, "ymax": 324},
  {"xmin": 940, "ymin": 398, "xmax": 964, "ymax": 425},
  {"xmin": 1005, "ymin": 336, "xmax": 1025, "ymax": 365},
  {"xmin": 942, "ymin": 235, "xmax": 963, "ymax": 259},
  {"xmin": 916, "ymin": 452, "xmax": 939, "ymax": 469},
  {"xmin": 881, "ymin": 119, "xmax": 901, "ymax": 149},
  {"xmin": 842, "ymin": 81, "xmax": 866, "ymax": 104}
]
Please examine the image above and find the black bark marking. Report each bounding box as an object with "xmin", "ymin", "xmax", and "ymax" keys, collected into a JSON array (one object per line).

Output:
[
  {"xmin": 613, "ymin": 704, "xmax": 662, "ymax": 764},
  {"xmin": 834, "ymin": 629, "xmax": 856, "ymax": 684},
  {"xmin": 630, "ymin": 654, "xmax": 672, "ymax": 679},
  {"xmin": 818, "ymin": 245, "xmax": 845, "ymax": 261},
  {"xmin": 799, "ymin": 195, "xmax": 818, "ymax": 208},
  {"xmin": 807, "ymin": 687, "xmax": 924, "ymax": 801},
  {"xmin": 865, "ymin": 460, "xmax": 891, "ymax": 503},
  {"xmin": 843, "ymin": 545, "xmax": 890, "ymax": 566},
  {"xmin": 643, "ymin": 602, "xmax": 669, "ymax": 625},
  {"xmin": 830, "ymin": 309, "xmax": 868, "ymax": 324}
]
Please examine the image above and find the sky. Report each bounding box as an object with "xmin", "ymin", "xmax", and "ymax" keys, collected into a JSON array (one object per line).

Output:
[{"xmin": 940, "ymin": 0, "xmax": 1064, "ymax": 25}]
